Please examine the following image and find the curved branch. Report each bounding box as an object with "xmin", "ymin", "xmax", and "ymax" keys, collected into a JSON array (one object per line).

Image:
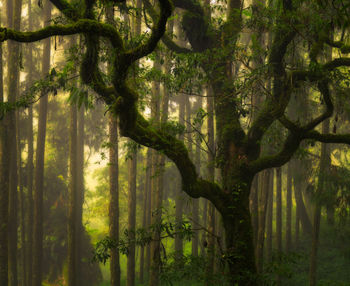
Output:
[
  {"xmin": 125, "ymin": 0, "xmax": 172, "ymax": 64},
  {"xmin": 249, "ymin": 132, "xmax": 302, "ymax": 172},
  {"xmin": 162, "ymin": 34, "xmax": 193, "ymax": 53},
  {"xmin": 121, "ymin": 110, "xmax": 226, "ymax": 212},
  {"xmin": 303, "ymin": 131, "xmax": 350, "ymax": 144},
  {"xmin": 325, "ymin": 39, "xmax": 350, "ymax": 54},
  {"xmin": 291, "ymin": 58, "xmax": 350, "ymax": 83},
  {"xmin": 0, "ymin": 20, "xmax": 123, "ymax": 48},
  {"xmin": 303, "ymin": 81, "xmax": 333, "ymax": 130},
  {"xmin": 280, "ymin": 80, "xmax": 333, "ymax": 132},
  {"xmin": 143, "ymin": 0, "xmax": 193, "ymax": 54},
  {"xmin": 254, "ymin": 81, "xmax": 334, "ymax": 172}
]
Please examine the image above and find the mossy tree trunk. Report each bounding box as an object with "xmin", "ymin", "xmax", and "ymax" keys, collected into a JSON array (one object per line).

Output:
[{"xmin": 106, "ymin": 5, "xmax": 121, "ymax": 286}]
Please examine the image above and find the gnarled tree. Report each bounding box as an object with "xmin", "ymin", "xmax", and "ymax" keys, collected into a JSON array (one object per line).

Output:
[{"xmin": 2, "ymin": 0, "xmax": 350, "ymax": 284}]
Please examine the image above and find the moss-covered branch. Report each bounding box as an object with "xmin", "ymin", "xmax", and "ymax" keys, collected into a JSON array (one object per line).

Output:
[
  {"xmin": 249, "ymin": 132, "xmax": 302, "ymax": 173},
  {"xmin": 143, "ymin": 0, "xmax": 193, "ymax": 54},
  {"xmin": 0, "ymin": 20, "xmax": 123, "ymax": 48},
  {"xmin": 325, "ymin": 39, "xmax": 350, "ymax": 54},
  {"xmin": 251, "ymin": 81, "xmax": 333, "ymax": 172},
  {"xmin": 246, "ymin": 24, "xmax": 296, "ymax": 152},
  {"xmin": 125, "ymin": 0, "xmax": 172, "ymax": 64}
]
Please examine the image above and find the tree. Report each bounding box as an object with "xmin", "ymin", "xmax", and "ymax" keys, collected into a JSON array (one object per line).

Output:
[
  {"xmin": 32, "ymin": 2, "xmax": 51, "ymax": 285},
  {"xmin": 3, "ymin": 0, "xmax": 350, "ymax": 285},
  {"xmin": 7, "ymin": 0, "xmax": 22, "ymax": 284},
  {"xmin": 0, "ymin": 5, "xmax": 8, "ymax": 285}
]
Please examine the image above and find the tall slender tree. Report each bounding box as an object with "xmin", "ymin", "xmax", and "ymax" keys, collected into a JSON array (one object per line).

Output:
[
  {"xmin": 276, "ymin": 167, "xmax": 282, "ymax": 286},
  {"xmin": 26, "ymin": 1, "xmax": 35, "ymax": 285},
  {"xmin": 126, "ymin": 144, "xmax": 137, "ymax": 286},
  {"xmin": 68, "ymin": 101, "xmax": 78, "ymax": 286},
  {"xmin": 7, "ymin": 0, "xmax": 22, "ymax": 283},
  {"xmin": 32, "ymin": 3, "xmax": 51, "ymax": 285},
  {"xmin": 149, "ymin": 57, "xmax": 162, "ymax": 286},
  {"xmin": 106, "ymin": 5, "xmax": 121, "ymax": 286},
  {"xmin": 206, "ymin": 86, "xmax": 215, "ymax": 283},
  {"xmin": 286, "ymin": 162, "xmax": 292, "ymax": 252},
  {"xmin": 309, "ymin": 119, "xmax": 331, "ymax": 286},
  {"xmin": 0, "ymin": 5, "xmax": 9, "ymax": 285}
]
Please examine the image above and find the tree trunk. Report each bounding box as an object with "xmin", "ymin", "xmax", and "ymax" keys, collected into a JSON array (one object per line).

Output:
[
  {"xmin": 109, "ymin": 115, "xmax": 121, "ymax": 286},
  {"xmin": 221, "ymin": 180, "xmax": 257, "ymax": 285},
  {"xmin": 126, "ymin": 147, "xmax": 137, "ymax": 286},
  {"xmin": 139, "ymin": 171, "xmax": 147, "ymax": 283},
  {"xmin": 293, "ymin": 162, "xmax": 312, "ymax": 237},
  {"xmin": 7, "ymin": 0, "xmax": 22, "ymax": 283},
  {"xmin": 17, "ymin": 111, "xmax": 27, "ymax": 286},
  {"xmin": 149, "ymin": 57, "xmax": 162, "ymax": 286},
  {"xmin": 68, "ymin": 103, "xmax": 78, "ymax": 286},
  {"xmin": 145, "ymin": 148, "xmax": 152, "ymax": 279},
  {"xmin": 106, "ymin": 6, "xmax": 121, "ymax": 286},
  {"xmin": 206, "ymin": 86, "xmax": 215, "ymax": 284},
  {"xmin": 286, "ymin": 163, "xmax": 292, "ymax": 252},
  {"xmin": 256, "ymin": 169, "xmax": 271, "ymax": 273},
  {"xmin": 174, "ymin": 92, "xmax": 185, "ymax": 257},
  {"xmin": 275, "ymin": 167, "xmax": 282, "ymax": 286},
  {"xmin": 32, "ymin": 3, "xmax": 51, "ymax": 285},
  {"xmin": 192, "ymin": 96, "xmax": 202, "ymax": 257},
  {"xmin": 0, "ymin": 8, "xmax": 9, "ymax": 285},
  {"xmin": 76, "ymin": 105, "xmax": 84, "ymax": 281},
  {"xmin": 266, "ymin": 169, "xmax": 274, "ymax": 262},
  {"xmin": 26, "ymin": 1, "xmax": 34, "ymax": 285},
  {"xmin": 309, "ymin": 119, "xmax": 330, "ymax": 286}
]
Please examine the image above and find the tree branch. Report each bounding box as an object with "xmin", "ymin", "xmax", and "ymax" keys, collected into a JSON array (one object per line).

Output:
[
  {"xmin": 125, "ymin": 0, "xmax": 172, "ymax": 64},
  {"xmin": 0, "ymin": 20, "xmax": 123, "ymax": 48}
]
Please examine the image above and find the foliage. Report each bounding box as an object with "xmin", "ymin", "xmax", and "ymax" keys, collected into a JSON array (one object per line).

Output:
[{"xmin": 92, "ymin": 209, "xmax": 193, "ymax": 264}]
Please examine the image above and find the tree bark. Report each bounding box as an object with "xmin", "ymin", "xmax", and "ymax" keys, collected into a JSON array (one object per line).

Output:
[
  {"xmin": 206, "ymin": 86, "xmax": 215, "ymax": 284},
  {"xmin": 149, "ymin": 56, "xmax": 162, "ymax": 286},
  {"xmin": 275, "ymin": 167, "xmax": 282, "ymax": 286},
  {"xmin": 109, "ymin": 115, "xmax": 121, "ymax": 286},
  {"xmin": 145, "ymin": 148, "xmax": 152, "ymax": 279},
  {"xmin": 68, "ymin": 102, "xmax": 78, "ymax": 286},
  {"xmin": 76, "ymin": 105, "xmax": 84, "ymax": 281},
  {"xmin": 126, "ymin": 147, "xmax": 137, "ymax": 286},
  {"xmin": 26, "ymin": 1, "xmax": 34, "ymax": 285},
  {"xmin": 256, "ymin": 169, "xmax": 271, "ymax": 273},
  {"xmin": 293, "ymin": 161, "xmax": 312, "ymax": 237},
  {"xmin": 32, "ymin": 3, "xmax": 51, "ymax": 285},
  {"xmin": 309, "ymin": 119, "xmax": 330, "ymax": 286},
  {"xmin": 105, "ymin": 6, "xmax": 121, "ymax": 286},
  {"xmin": 266, "ymin": 169, "xmax": 274, "ymax": 262},
  {"xmin": 17, "ymin": 111, "xmax": 27, "ymax": 286},
  {"xmin": 7, "ymin": 0, "xmax": 22, "ymax": 284},
  {"xmin": 286, "ymin": 163, "xmax": 292, "ymax": 252},
  {"xmin": 0, "ymin": 7, "xmax": 9, "ymax": 285},
  {"xmin": 174, "ymin": 93, "xmax": 185, "ymax": 257},
  {"xmin": 192, "ymin": 96, "xmax": 202, "ymax": 257}
]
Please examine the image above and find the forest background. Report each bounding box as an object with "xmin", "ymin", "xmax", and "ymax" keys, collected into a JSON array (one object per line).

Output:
[{"xmin": 0, "ymin": 0, "xmax": 350, "ymax": 285}]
